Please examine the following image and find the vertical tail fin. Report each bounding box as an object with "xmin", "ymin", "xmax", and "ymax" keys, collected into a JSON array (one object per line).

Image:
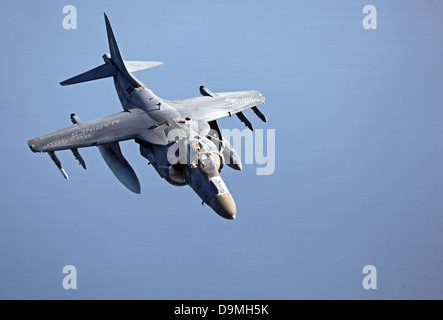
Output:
[
  {"xmin": 104, "ymin": 13, "xmax": 125, "ymax": 72},
  {"xmin": 103, "ymin": 13, "xmax": 141, "ymax": 87},
  {"xmin": 60, "ymin": 14, "xmax": 163, "ymax": 87}
]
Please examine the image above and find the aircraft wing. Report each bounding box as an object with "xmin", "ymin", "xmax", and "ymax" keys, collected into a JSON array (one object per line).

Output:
[
  {"xmin": 167, "ymin": 88, "xmax": 266, "ymax": 123},
  {"xmin": 27, "ymin": 109, "xmax": 152, "ymax": 191},
  {"xmin": 28, "ymin": 110, "xmax": 154, "ymax": 153}
]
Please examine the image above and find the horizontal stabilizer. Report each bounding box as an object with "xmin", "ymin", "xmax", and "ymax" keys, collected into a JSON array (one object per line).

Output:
[
  {"xmin": 124, "ymin": 61, "xmax": 163, "ymax": 73},
  {"xmin": 60, "ymin": 63, "xmax": 116, "ymax": 86}
]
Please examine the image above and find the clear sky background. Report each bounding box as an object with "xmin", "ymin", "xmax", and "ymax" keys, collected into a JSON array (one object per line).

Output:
[{"xmin": 0, "ymin": 1, "xmax": 442, "ymax": 299}]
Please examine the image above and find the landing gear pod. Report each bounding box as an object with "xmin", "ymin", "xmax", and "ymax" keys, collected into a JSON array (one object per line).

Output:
[{"xmin": 98, "ymin": 142, "xmax": 141, "ymax": 194}]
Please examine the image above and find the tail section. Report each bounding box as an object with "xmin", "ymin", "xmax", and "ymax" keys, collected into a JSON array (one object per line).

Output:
[
  {"xmin": 124, "ymin": 61, "xmax": 163, "ymax": 73},
  {"xmin": 60, "ymin": 62, "xmax": 116, "ymax": 86},
  {"xmin": 60, "ymin": 13, "xmax": 163, "ymax": 87},
  {"xmin": 104, "ymin": 13, "xmax": 126, "ymax": 75}
]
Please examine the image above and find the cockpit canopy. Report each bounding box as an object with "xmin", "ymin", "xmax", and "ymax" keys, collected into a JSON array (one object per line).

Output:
[{"xmin": 187, "ymin": 139, "xmax": 222, "ymax": 178}]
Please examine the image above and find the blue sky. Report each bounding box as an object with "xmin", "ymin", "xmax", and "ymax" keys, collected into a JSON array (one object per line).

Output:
[{"xmin": 0, "ymin": 1, "xmax": 442, "ymax": 299}]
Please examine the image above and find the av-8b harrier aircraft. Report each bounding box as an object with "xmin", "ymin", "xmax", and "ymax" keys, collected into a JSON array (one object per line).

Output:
[{"xmin": 28, "ymin": 14, "xmax": 266, "ymax": 220}]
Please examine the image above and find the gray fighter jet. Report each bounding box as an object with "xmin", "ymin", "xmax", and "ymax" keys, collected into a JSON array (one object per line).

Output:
[{"xmin": 28, "ymin": 14, "xmax": 266, "ymax": 220}]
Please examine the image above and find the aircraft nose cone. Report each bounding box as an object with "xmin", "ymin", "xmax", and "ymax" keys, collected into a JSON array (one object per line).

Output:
[{"xmin": 211, "ymin": 193, "xmax": 237, "ymax": 220}]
